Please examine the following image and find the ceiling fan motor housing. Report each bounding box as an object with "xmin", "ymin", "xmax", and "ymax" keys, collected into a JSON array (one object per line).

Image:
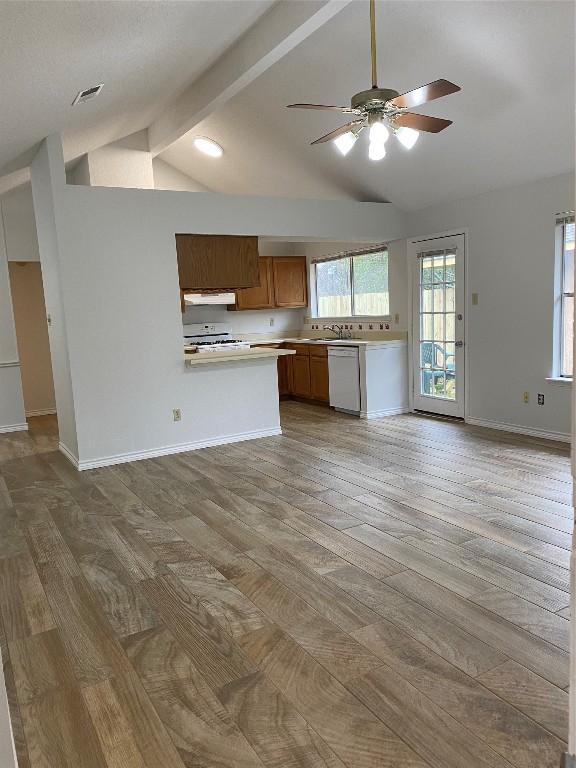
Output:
[{"xmin": 351, "ymin": 87, "xmax": 400, "ymax": 111}]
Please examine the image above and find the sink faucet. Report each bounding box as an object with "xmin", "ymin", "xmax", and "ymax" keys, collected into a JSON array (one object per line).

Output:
[{"xmin": 323, "ymin": 324, "xmax": 344, "ymax": 339}]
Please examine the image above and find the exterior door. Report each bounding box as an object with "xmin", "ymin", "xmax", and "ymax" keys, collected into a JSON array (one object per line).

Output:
[{"xmin": 411, "ymin": 233, "xmax": 465, "ymax": 418}]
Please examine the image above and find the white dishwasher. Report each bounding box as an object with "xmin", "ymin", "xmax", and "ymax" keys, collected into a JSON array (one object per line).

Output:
[{"xmin": 328, "ymin": 346, "xmax": 361, "ymax": 414}]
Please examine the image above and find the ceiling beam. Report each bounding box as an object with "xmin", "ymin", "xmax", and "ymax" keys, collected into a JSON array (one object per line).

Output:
[{"xmin": 147, "ymin": 0, "xmax": 353, "ymax": 157}]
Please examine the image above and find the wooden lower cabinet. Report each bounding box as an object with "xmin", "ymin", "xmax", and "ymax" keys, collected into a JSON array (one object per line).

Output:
[
  {"xmin": 251, "ymin": 342, "xmax": 329, "ymax": 403},
  {"xmin": 277, "ymin": 354, "xmax": 290, "ymax": 396},
  {"xmin": 284, "ymin": 343, "xmax": 329, "ymax": 403},
  {"xmin": 310, "ymin": 354, "xmax": 330, "ymax": 402},
  {"xmin": 290, "ymin": 352, "xmax": 312, "ymax": 398}
]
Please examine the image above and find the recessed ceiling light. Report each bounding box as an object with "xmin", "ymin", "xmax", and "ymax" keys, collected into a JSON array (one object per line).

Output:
[
  {"xmin": 72, "ymin": 84, "xmax": 104, "ymax": 106},
  {"xmin": 193, "ymin": 137, "xmax": 223, "ymax": 158}
]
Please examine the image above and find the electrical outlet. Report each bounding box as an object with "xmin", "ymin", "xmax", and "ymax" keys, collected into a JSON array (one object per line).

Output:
[
  {"xmin": 523, "ymin": 391, "xmax": 529, "ymax": 404},
  {"xmin": 173, "ymin": 408, "xmax": 182, "ymax": 422},
  {"xmin": 538, "ymin": 393, "xmax": 545, "ymax": 406},
  {"xmin": 269, "ymin": 317, "xmax": 275, "ymax": 327}
]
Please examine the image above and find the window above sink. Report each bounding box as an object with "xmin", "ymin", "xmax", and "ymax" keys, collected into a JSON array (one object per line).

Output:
[{"xmin": 313, "ymin": 246, "xmax": 389, "ymax": 318}]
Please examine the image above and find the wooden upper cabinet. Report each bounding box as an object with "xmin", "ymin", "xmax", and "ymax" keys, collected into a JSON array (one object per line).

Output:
[
  {"xmin": 230, "ymin": 254, "xmax": 309, "ymax": 311},
  {"xmin": 233, "ymin": 257, "xmax": 275, "ymax": 310},
  {"xmin": 175, "ymin": 234, "xmax": 259, "ymax": 291},
  {"xmin": 272, "ymin": 257, "xmax": 308, "ymax": 308}
]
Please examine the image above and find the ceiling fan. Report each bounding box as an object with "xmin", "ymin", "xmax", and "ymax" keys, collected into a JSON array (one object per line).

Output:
[{"xmin": 287, "ymin": 0, "xmax": 461, "ymax": 160}]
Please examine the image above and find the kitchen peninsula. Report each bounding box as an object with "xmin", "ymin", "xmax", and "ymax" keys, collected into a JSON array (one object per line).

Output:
[{"xmin": 185, "ymin": 346, "xmax": 295, "ymax": 366}]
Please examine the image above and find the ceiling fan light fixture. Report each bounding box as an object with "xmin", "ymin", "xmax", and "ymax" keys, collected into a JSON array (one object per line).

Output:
[
  {"xmin": 333, "ymin": 131, "xmax": 359, "ymax": 156},
  {"xmin": 396, "ymin": 126, "xmax": 420, "ymax": 150},
  {"xmin": 286, "ymin": 0, "xmax": 460, "ymax": 160},
  {"xmin": 193, "ymin": 137, "xmax": 224, "ymax": 158},
  {"xmin": 368, "ymin": 140, "xmax": 386, "ymax": 161},
  {"xmin": 368, "ymin": 119, "xmax": 389, "ymax": 144}
]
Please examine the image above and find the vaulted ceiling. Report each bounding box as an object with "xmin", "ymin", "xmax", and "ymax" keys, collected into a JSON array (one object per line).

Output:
[
  {"xmin": 0, "ymin": 0, "xmax": 274, "ymax": 176},
  {"xmin": 160, "ymin": 0, "xmax": 575, "ymax": 210},
  {"xmin": 0, "ymin": 0, "xmax": 574, "ymax": 210}
]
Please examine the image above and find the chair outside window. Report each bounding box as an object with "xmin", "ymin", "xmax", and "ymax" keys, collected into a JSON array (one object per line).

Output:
[{"xmin": 421, "ymin": 341, "xmax": 455, "ymax": 397}]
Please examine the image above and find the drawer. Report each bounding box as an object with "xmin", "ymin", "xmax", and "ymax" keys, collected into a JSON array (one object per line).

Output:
[{"xmin": 309, "ymin": 344, "xmax": 328, "ymax": 358}]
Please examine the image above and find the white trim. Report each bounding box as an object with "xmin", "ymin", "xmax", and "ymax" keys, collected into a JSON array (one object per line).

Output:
[
  {"xmin": 466, "ymin": 416, "xmax": 570, "ymax": 444},
  {"xmin": 0, "ymin": 645, "xmax": 17, "ymax": 768},
  {"xmin": 63, "ymin": 427, "xmax": 283, "ymax": 472},
  {"xmin": 546, "ymin": 376, "xmax": 573, "ymax": 385},
  {"xmin": 360, "ymin": 406, "xmax": 410, "ymax": 419},
  {"xmin": 25, "ymin": 408, "xmax": 57, "ymax": 417},
  {"xmin": 0, "ymin": 423, "xmax": 28, "ymax": 434},
  {"xmin": 408, "ymin": 229, "xmax": 468, "ymax": 420},
  {"xmin": 0, "ymin": 361, "xmax": 20, "ymax": 369},
  {"xmin": 58, "ymin": 441, "xmax": 79, "ymax": 467}
]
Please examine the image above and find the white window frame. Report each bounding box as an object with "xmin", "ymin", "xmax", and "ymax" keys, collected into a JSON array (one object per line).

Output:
[
  {"xmin": 311, "ymin": 245, "xmax": 390, "ymax": 320},
  {"xmin": 552, "ymin": 213, "xmax": 574, "ymax": 381}
]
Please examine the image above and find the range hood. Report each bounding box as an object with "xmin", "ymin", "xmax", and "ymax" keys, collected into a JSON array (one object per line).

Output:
[{"xmin": 183, "ymin": 292, "xmax": 236, "ymax": 306}]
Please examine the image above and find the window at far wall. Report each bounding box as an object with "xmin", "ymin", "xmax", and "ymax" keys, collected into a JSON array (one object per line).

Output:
[
  {"xmin": 558, "ymin": 215, "xmax": 574, "ymax": 377},
  {"xmin": 314, "ymin": 248, "xmax": 389, "ymax": 318}
]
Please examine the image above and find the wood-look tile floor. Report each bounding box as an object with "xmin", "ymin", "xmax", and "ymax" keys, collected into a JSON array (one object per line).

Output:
[{"xmin": 0, "ymin": 402, "xmax": 571, "ymax": 768}]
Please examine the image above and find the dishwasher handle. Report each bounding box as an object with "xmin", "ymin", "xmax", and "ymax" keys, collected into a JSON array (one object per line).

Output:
[{"xmin": 327, "ymin": 346, "xmax": 359, "ymax": 357}]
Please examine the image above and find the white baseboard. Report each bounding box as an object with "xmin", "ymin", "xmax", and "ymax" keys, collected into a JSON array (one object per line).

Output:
[
  {"xmin": 0, "ymin": 422, "xmax": 28, "ymax": 434},
  {"xmin": 465, "ymin": 416, "xmax": 570, "ymax": 444},
  {"xmin": 360, "ymin": 406, "xmax": 410, "ymax": 419},
  {"xmin": 0, "ymin": 645, "xmax": 17, "ymax": 768},
  {"xmin": 58, "ymin": 441, "xmax": 80, "ymax": 467},
  {"xmin": 64, "ymin": 426, "xmax": 283, "ymax": 472},
  {"xmin": 26, "ymin": 408, "xmax": 57, "ymax": 417}
]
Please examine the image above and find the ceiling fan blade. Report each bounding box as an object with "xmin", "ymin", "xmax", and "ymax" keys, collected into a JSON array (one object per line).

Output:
[
  {"xmin": 388, "ymin": 79, "xmax": 461, "ymax": 110},
  {"xmin": 310, "ymin": 121, "xmax": 364, "ymax": 145},
  {"xmin": 394, "ymin": 112, "xmax": 452, "ymax": 133},
  {"xmin": 287, "ymin": 103, "xmax": 361, "ymax": 114}
]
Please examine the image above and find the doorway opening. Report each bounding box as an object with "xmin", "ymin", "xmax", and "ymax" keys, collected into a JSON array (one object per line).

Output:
[{"xmin": 8, "ymin": 261, "xmax": 58, "ymax": 444}]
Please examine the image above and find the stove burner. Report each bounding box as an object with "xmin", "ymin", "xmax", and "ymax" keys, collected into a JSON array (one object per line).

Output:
[{"xmin": 193, "ymin": 339, "xmax": 241, "ymax": 346}]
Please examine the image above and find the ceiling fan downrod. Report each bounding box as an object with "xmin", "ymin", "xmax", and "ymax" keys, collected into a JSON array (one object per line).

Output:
[{"xmin": 370, "ymin": 0, "xmax": 378, "ymax": 89}]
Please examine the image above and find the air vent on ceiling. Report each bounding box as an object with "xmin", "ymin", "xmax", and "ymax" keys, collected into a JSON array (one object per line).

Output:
[{"xmin": 72, "ymin": 84, "xmax": 104, "ymax": 106}]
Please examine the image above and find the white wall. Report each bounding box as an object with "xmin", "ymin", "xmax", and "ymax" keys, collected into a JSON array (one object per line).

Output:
[
  {"xmin": 0, "ymin": 185, "xmax": 54, "ymax": 418},
  {"xmin": 67, "ymin": 131, "xmax": 155, "ymax": 189},
  {"xmin": 31, "ymin": 135, "xmax": 407, "ymax": 466},
  {"xmin": 66, "ymin": 155, "xmax": 91, "ymax": 186},
  {"xmin": 31, "ymin": 137, "xmax": 78, "ymax": 456},
  {"xmin": 0, "ymin": 205, "xmax": 26, "ymax": 432},
  {"xmin": 1, "ymin": 185, "xmax": 39, "ymax": 261},
  {"xmin": 301, "ymin": 238, "xmax": 408, "ymax": 331},
  {"xmin": 9, "ymin": 262, "xmax": 56, "ymax": 416},
  {"xmin": 153, "ymin": 158, "xmax": 211, "ymax": 192},
  {"xmin": 67, "ymin": 144, "xmax": 207, "ymax": 193},
  {"xmin": 409, "ymin": 172, "xmax": 575, "ymax": 439}
]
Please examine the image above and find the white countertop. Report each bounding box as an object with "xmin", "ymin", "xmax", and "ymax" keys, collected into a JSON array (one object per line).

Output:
[
  {"xmin": 249, "ymin": 337, "xmax": 406, "ymax": 347},
  {"xmin": 185, "ymin": 347, "xmax": 295, "ymax": 366}
]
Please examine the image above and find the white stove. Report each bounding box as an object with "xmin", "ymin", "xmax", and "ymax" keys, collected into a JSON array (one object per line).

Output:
[{"xmin": 183, "ymin": 323, "xmax": 250, "ymax": 353}]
